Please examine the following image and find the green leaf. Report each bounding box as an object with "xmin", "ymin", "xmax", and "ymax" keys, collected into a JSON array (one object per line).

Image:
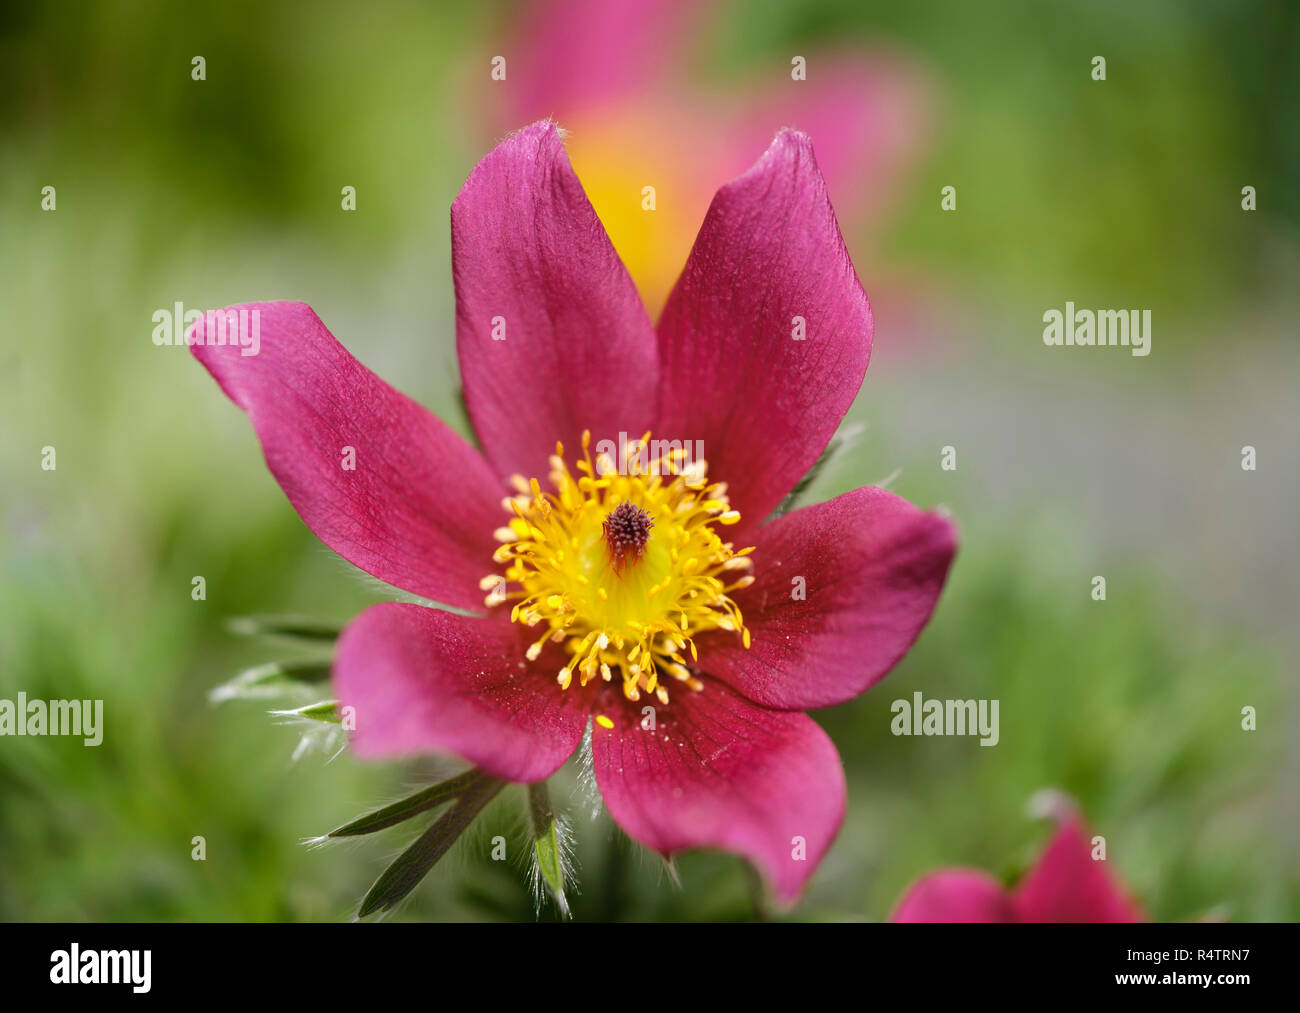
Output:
[
  {"xmin": 528, "ymin": 781, "xmax": 569, "ymax": 917},
  {"xmin": 324, "ymin": 770, "xmax": 485, "ymax": 838},
  {"xmin": 269, "ymin": 700, "xmax": 340, "ymax": 724},
  {"xmin": 358, "ymin": 774, "xmax": 504, "ymax": 918},
  {"xmin": 766, "ymin": 421, "xmax": 863, "ymax": 521},
  {"xmin": 225, "ymin": 614, "xmax": 343, "ymax": 643},
  {"xmin": 209, "ymin": 659, "xmax": 333, "ymax": 703}
]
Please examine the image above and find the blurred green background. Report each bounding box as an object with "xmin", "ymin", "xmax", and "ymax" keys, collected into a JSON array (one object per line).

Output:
[{"xmin": 1, "ymin": 0, "xmax": 1296, "ymax": 921}]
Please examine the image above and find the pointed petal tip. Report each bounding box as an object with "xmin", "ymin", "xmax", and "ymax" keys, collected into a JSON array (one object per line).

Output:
[
  {"xmin": 453, "ymin": 120, "xmax": 568, "ymax": 205},
  {"xmin": 731, "ymin": 126, "xmax": 822, "ymax": 189},
  {"xmin": 770, "ymin": 125, "xmax": 815, "ymax": 150}
]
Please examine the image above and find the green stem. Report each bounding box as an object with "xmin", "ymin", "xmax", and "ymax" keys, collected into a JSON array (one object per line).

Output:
[{"xmin": 527, "ymin": 781, "xmax": 569, "ymax": 916}]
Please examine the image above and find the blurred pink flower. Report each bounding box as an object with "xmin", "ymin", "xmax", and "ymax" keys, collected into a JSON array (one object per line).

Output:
[
  {"xmin": 490, "ymin": 0, "xmax": 931, "ymax": 315},
  {"xmin": 192, "ymin": 122, "xmax": 955, "ymax": 903},
  {"xmin": 891, "ymin": 817, "xmax": 1144, "ymax": 922}
]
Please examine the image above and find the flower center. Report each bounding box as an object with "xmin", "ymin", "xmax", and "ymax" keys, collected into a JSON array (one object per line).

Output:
[{"xmin": 481, "ymin": 431, "xmax": 753, "ymax": 705}]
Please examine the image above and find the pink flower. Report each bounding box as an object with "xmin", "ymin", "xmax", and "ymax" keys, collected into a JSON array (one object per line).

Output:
[
  {"xmin": 192, "ymin": 121, "xmax": 956, "ymax": 903},
  {"xmin": 890, "ymin": 817, "xmax": 1144, "ymax": 922},
  {"xmin": 489, "ymin": 0, "xmax": 931, "ymax": 314}
]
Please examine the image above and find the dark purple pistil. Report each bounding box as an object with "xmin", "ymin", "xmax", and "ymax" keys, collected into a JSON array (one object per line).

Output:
[{"xmin": 603, "ymin": 501, "xmax": 653, "ymax": 571}]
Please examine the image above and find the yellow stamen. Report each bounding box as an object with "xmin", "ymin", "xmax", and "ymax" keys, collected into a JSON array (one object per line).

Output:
[{"xmin": 481, "ymin": 430, "xmax": 753, "ymax": 705}]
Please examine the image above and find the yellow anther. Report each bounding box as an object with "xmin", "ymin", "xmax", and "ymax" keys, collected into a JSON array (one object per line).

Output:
[{"xmin": 480, "ymin": 433, "xmax": 752, "ymax": 706}]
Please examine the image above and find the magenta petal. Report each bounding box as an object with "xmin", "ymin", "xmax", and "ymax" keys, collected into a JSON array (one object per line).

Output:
[
  {"xmin": 1011, "ymin": 820, "xmax": 1144, "ymax": 923},
  {"xmin": 190, "ymin": 302, "xmax": 502, "ymax": 612},
  {"xmin": 506, "ymin": 0, "xmax": 698, "ymax": 119},
  {"xmin": 702, "ymin": 487, "xmax": 956, "ymax": 711},
  {"xmin": 333, "ymin": 603, "xmax": 590, "ymax": 782},
  {"xmin": 452, "ymin": 120, "xmax": 659, "ymax": 479},
  {"xmin": 733, "ymin": 53, "xmax": 930, "ymax": 227},
  {"xmin": 655, "ymin": 129, "xmax": 872, "ymax": 530},
  {"xmin": 590, "ymin": 680, "xmax": 846, "ymax": 903},
  {"xmin": 890, "ymin": 870, "xmax": 1014, "ymax": 923}
]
